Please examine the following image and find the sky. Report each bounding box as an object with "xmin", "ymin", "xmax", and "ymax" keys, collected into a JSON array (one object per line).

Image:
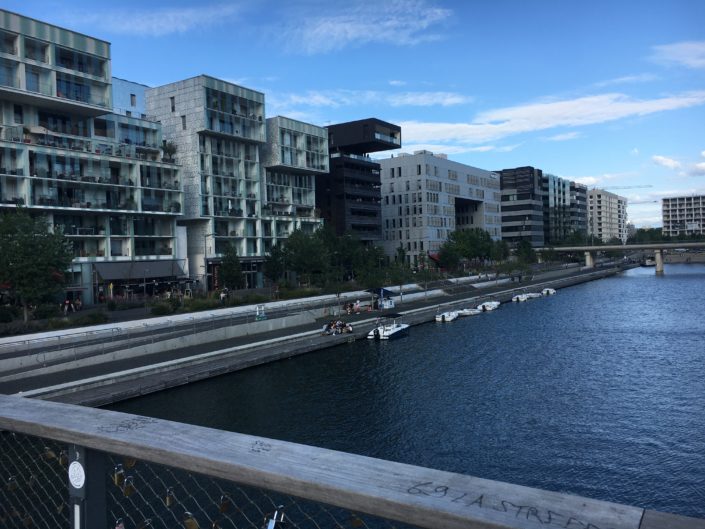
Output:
[{"xmin": 5, "ymin": 0, "xmax": 705, "ymax": 227}]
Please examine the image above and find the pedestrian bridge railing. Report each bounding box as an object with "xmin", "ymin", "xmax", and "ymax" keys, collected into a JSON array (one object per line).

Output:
[{"xmin": 1, "ymin": 396, "xmax": 700, "ymax": 529}]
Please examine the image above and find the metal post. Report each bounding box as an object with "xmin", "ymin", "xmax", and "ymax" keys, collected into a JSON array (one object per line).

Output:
[{"xmin": 68, "ymin": 445, "xmax": 107, "ymax": 529}]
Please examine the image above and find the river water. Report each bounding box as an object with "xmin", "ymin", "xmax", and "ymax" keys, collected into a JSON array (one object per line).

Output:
[{"xmin": 111, "ymin": 264, "xmax": 705, "ymax": 518}]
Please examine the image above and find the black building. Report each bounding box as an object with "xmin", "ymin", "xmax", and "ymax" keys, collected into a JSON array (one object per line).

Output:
[
  {"xmin": 316, "ymin": 118, "xmax": 401, "ymax": 242},
  {"xmin": 496, "ymin": 166, "xmax": 545, "ymax": 247}
]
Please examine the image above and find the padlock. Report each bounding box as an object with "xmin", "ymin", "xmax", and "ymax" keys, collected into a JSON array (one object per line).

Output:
[
  {"xmin": 183, "ymin": 511, "xmax": 199, "ymax": 529},
  {"xmin": 112, "ymin": 464, "xmax": 125, "ymax": 487},
  {"xmin": 218, "ymin": 494, "xmax": 231, "ymax": 513},
  {"xmin": 165, "ymin": 486, "xmax": 176, "ymax": 507},
  {"xmin": 122, "ymin": 476, "xmax": 136, "ymax": 497}
]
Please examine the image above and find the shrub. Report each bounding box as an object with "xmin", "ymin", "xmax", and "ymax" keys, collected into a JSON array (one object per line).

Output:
[
  {"xmin": 46, "ymin": 312, "xmax": 109, "ymax": 330},
  {"xmin": 107, "ymin": 300, "xmax": 117, "ymax": 311},
  {"xmin": 150, "ymin": 303, "xmax": 174, "ymax": 316},
  {"xmin": 182, "ymin": 298, "xmax": 220, "ymax": 312},
  {"xmin": 0, "ymin": 307, "xmax": 14, "ymax": 323},
  {"xmin": 34, "ymin": 303, "xmax": 61, "ymax": 320},
  {"xmin": 0, "ymin": 320, "xmax": 44, "ymax": 337}
]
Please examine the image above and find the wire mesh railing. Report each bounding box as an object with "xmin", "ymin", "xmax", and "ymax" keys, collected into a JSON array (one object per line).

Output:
[{"xmin": 1, "ymin": 430, "xmax": 414, "ymax": 529}]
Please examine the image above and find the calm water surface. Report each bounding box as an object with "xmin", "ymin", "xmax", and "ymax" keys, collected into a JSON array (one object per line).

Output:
[{"xmin": 112, "ymin": 264, "xmax": 705, "ymax": 517}]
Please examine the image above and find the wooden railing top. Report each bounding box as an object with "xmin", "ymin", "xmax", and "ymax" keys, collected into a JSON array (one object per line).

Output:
[{"xmin": 0, "ymin": 395, "xmax": 702, "ymax": 529}]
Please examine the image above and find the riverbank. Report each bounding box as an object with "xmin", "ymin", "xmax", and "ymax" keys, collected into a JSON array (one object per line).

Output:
[{"xmin": 0, "ymin": 265, "xmax": 636, "ymax": 406}]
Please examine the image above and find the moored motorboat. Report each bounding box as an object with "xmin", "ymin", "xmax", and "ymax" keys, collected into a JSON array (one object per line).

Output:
[
  {"xmin": 435, "ymin": 311, "xmax": 458, "ymax": 322},
  {"xmin": 512, "ymin": 293, "xmax": 528, "ymax": 302},
  {"xmin": 457, "ymin": 307, "xmax": 482, "ymax": 317},
  {"xmin": 542, "ymin": 288, "xmax": 556, "ymax": 296},
  {"xmin": 477, "ymin": 301, "xmax": 500, "ymax": 311},
  {"xmin": 367, "ymin": 314, "xmax": 409, "ymax": 340}
]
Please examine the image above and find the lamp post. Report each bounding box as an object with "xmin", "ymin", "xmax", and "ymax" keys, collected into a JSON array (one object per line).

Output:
[{"xmin": 143, "ymin": 267, "xmax": 149, "ymax": 313}]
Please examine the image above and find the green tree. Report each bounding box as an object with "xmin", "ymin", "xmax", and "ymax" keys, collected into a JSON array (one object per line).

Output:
[
  {"xmin": 283, "ymin": 229, "xmax": 330, "ymax": 286},
  {"xmin": 263, "ymin": 243, "xmax": 286, "ymax": 283},
  {"xmin": 0, "ymin": 209, "xmax": 73, "ymax": 322},
  {"xmin": 219, "ymin": 243, "xmax": 244, "ymax": 290},
  {"xmin": 516, "ymin": 239, "xmax": 537, "ymax": 264},
  {"xmin": 490, "ymin": 239, "xmax": 510, "ymax": 262}
]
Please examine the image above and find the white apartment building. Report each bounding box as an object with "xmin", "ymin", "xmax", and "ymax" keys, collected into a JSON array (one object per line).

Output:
[
  {"xmin": 1, "ymin": 10, "xmax": 184, "ymax": 304},
  {"xmin": 378, "ymin": 150, "xmax": 501, "ymax": 267},
  {"xmin": 588, "ymin": 189, "xmax": 628, "ymax": 243},
  {"xmin": 662, "ymin": 195, "xmax": 705, "ymax": 237}
]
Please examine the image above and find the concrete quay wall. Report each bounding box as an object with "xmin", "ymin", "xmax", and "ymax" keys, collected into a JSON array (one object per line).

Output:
[{"xmin": 17, "ymin": 267, "xmax": 627, "ymax": 407}]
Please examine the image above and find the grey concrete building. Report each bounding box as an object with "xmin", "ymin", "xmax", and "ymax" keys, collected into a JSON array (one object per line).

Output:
[
  {"xmin": 261, "ymin": 116, "xmax": 327, "ymax": 252},
  {"xmin": 0, "ymin": 9, "xmax": 184, "ymax": 304},
  {"xmin": 378, "ymin": 150, "xmax": 501, "ymax": 267},
  {"xmin": 662, "ymin": 195, "xmax": 705, "ymax": 237},
  {"xmin": 588, "ymin": 189, "xmax": 628, "ymax": 243}
]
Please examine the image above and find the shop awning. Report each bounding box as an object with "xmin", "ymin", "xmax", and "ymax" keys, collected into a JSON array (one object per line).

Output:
[{"xmin": 94, "ymin": 260, "xmax": 186, "ymax": 281}]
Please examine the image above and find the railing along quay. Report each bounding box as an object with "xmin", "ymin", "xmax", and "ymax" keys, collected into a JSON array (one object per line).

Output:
[{"xmin": 1, "ymin": 395, "xmax": 703, "ymax": 529}]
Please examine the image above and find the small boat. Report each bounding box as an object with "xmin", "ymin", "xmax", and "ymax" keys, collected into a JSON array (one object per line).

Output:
[
  {"xmin": 367, "ymin": 314, "xmax": 409, "ymax": 340},
  {"xmin": 642, "ymin": 258, "xmax": 656, "ymax": 267},
  {"xmin": 457, "ymin": 308, "xmax": 482, "ymax": 317},
  {"xmin": 512, "ymin": 293, "xmax": 528, "ymax": 302},
  {"xmin": 542, "ymin": 288, "xmax": 556, "ymax": 296},
  {"xmin": 477, "ymin": 301, "xmax": 500, "ymax": 311},
  {"xmin": 435, "ymin": 311, "xmax": 458, "ymax": 322},
  {"xmin": 514, "ymin": 292, "xmax": 542, "ymax": 302}
]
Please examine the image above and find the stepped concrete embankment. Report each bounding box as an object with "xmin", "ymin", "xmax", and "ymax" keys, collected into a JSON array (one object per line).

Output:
[{"xmin": 1, "ymin": 265, "xmax": 632, "ymax": 406}]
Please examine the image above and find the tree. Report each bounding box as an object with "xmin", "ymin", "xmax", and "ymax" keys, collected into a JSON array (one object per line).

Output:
[
  {"xmin": 516, "ymin": 239, "xmax": 537, "ymax": 264},
  {"xmin": 0, "ymin": 209, "xmax": 73, "ymax": 322},
  {"xmin": 219, "ymin": 243, "xmax": 244, "ymax": 290},
  {"xmin": 263, "ymin": 243, "xmax": 286, "ymax": 284},
  {"xmin": 283, "ymin": 229, "xmax": 330, "ymax": 286}
]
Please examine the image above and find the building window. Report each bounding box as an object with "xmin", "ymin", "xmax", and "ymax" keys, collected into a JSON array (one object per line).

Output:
[
  {"xmin": 130, "ymin": 93, "xmax": 136, "ymax": 106},
  {"xmin": 417, "ymin": 164, "xmax": 421, "ymax": 175},
  {"xmin": 170, "ymin": 96, "xmax": 176, "ymax": 112},
  {"xmin": 181, "ymin": 115, "xmax": 187, "ymax": 130}
]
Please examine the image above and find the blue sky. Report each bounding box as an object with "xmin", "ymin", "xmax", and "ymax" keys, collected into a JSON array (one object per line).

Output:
[{"xmin": 6, "ymin": 0, "xmax": 705, "ymax": 226}]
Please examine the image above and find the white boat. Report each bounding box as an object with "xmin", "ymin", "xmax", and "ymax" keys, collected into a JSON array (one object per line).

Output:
[
  {"xmin": 477, "ymin": 301, "xmax": 500, "ymax": 311},
  {"xmin": 542, "ymin": 288, "xmax": 556, "ymax": 296},
  {"xmin": 435, "ymin": 311, "xmax": 458, "ymax": 322},
  {"xmin": 512, "ymin": 293, "xmax": 528, "ymax": 302},
  {"xmin": 367, "ymin": 314, "xmax": 409, "ymax": 340},
  {"xmin": 457, "ymin": 308, "xmax": 482, "ymax": 317},
  {"xmin": 513, "ymin": 292, "xmax": 542, "ymax": 302}
]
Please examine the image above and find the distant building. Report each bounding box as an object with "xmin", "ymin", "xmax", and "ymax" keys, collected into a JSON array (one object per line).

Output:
[
  {"xmin": 0, "ymin": 10, "xmax": 184, "ymax": 304},
  {"xmin": 570, "ymin": 181, "xmax": 588, "ymax": 238},
  {"xmin": 378, "ymin": 150, "xmax": 501, "ymax": 266},
  {"xmin": 588, "ymin": 189, "xmax": 628, "ymax": 243},
  {"xmin": 316, "ymin": 118, "xmax": 401, "ymax": 243},
  {"xmin": 662, "ymin": 195, "xmax": 705, "ymax": 237},
  {"xmin": 261, "ymin": 116, "xmax": 327, "ymax": 251},
  {"xmin": 496, "ymin": 166, "xmax": 545, "ymax": 247}
]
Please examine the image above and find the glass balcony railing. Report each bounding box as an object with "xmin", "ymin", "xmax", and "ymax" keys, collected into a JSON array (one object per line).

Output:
[{"xmin": 374, "ymin": 131, "xmax": 401, "ymax": 145}]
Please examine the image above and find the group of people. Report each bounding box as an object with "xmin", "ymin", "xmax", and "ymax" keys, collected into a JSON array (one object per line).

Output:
[
  {"xmin": 61, "ymin": 297, "xmax": 81, "ymax": 315},
  {"xmin": 321, "ymin": 320, "xmax": 353, "ymax": 335},
  {"xmin": 345, "ymin": 300, "xmax": 368, "ymax": 314}
]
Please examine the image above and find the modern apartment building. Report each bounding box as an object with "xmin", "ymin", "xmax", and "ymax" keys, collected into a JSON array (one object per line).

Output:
[
  {"xmin": 0, "ymin": 10, "xmax": 184, "ymax": 304},
  {"xmin": 378, "ymin": 150, "xmax": 501, "ymax": 266},
  {"xmin": 570, "ymin": 181, "xmax": 588, "ymax": 237},
  {"xmin": 542, "ymin": 174, "xmax": 588, "ymax": 245},
  {"xmin": 261, "ymin": 116, "xmax": 327, "ymax": 251},
  {"xmin": 145, "ymin": 76, "xmax": 267, "ymax": 289},
  {"xmin": 588, "ymin": 189, "xmax": 628, "ymax": 243},
  {"xmin": 496, "ymin": 166, "xmax": 545, "ymax": 247},
  {"xmin": 662, "ymin": 195, "xmax": 705, "ymax": 237},
  {"xmin": 316, "ymin": 118, "xmax": 401, "ymax": 243}
]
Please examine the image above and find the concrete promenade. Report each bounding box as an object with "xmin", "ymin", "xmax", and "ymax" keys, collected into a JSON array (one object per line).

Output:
[{"xmin": 0, "ymin": 265, "xmax": 631, "ymax": 406}]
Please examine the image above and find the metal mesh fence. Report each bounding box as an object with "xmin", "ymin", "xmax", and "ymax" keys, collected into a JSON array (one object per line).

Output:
[{"xmin": 1, "ymin": 431, "xmax": 418, "ymax": 529}]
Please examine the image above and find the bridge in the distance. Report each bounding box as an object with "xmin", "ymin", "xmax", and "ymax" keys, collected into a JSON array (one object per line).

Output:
[{"xmin": 540, "ymin": 241, "xmax": 705, "ymax": 274}]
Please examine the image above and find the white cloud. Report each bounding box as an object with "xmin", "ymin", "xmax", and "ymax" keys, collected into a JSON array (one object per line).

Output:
[
  {"xmin": 400, "ymin": 91, "xmax": 705, "ymax": 145},
  {"xmin": 690, "ymin": 162, "xmax": 705, "ymax": 176},
  {"xmin": 280, "ymin": 0, "xmax": 451, "ymax": 54},
  {"xmin": 701, "ymin": 150, "xmax": 705, "ymax": 158},
  {"xmin": 543, "ymin": 131, "xmax": 581, "ymax": 142},
  {"xmin": 652, "ymin": 40, "xmax": 705, "ymax": 69},
  {"xmin": 593, "ymin": 73, "xmax": 658, "ymax": 88},
  {"xmin": 268, "ymin": 89, "xmax": 471, "ymax": 113},
  {"xmin": 568, "ymin": 172, "xmax": 636, "ymax": 188},
  {"xmin": 59, "ymin": 4, "xmax": 241, "ymax": 36},
  {"xmin": 630, "ymin": 148, "xmax": 640, "ymax": 156},
  {"xmin": 389, "ymin": 80, "xmax": 407, "ymax": 87},
  {"xmin": 652, "ymin": 155, "xmax": 682, "ymax": 170}
]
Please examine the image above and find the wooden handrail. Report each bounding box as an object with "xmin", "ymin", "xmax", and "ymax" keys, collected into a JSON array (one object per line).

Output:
[{"xmin": 4, "ymin": 395, "xmax": 701, "ymax": 529}]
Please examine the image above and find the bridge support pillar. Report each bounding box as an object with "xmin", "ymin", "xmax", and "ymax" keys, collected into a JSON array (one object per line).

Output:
[
  {"xmin": 654, "ymin": 249, "xmax": 664, "ymax": 275},
  {"xmin": 584, "ymin": 251, "xmax": 595, "ymax": 268}
]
